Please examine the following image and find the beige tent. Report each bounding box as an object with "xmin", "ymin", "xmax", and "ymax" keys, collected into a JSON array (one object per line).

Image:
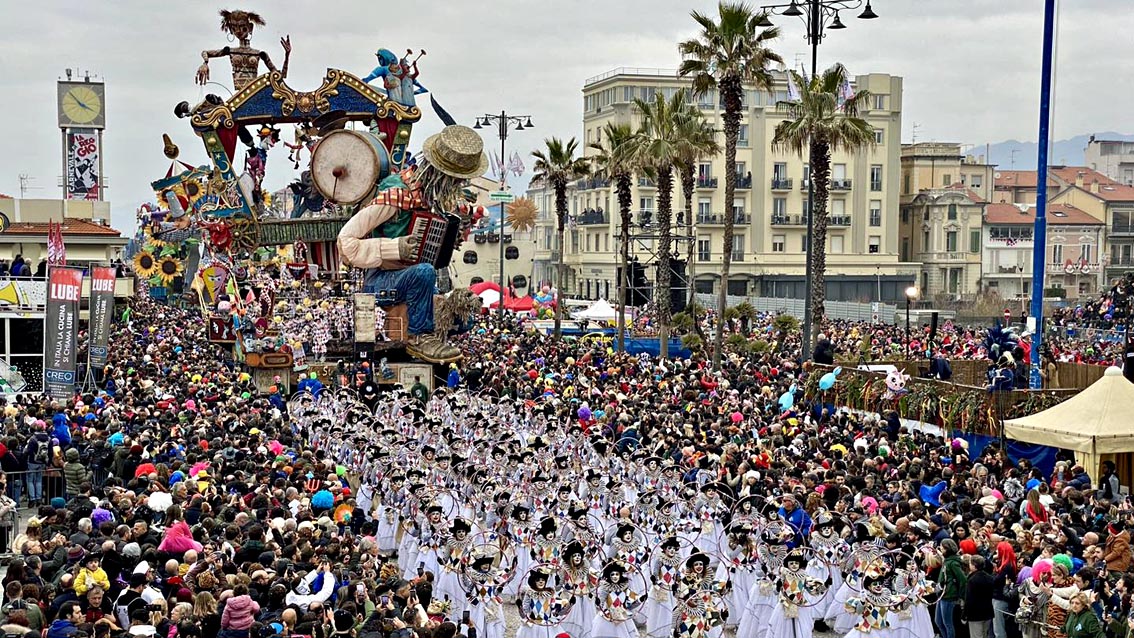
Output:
[{"xmin": 1004, "ymin": 366, "xmax": 1134, "ymax": 485}]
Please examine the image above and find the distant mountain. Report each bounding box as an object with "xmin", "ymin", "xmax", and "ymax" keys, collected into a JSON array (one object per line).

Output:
[{"xmin": 977, "ymin": 132, "xmax": 1134, "ymax": 171}]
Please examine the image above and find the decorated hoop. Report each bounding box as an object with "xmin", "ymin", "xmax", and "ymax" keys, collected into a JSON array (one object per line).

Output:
[
  {"xmin": 516, "ymin": 563, "xmax": 575, "ymax": 627},
  {"xmin": 594, "ymin": 559, "xmax": 649, "ymax": 623},
  {"xmin": 459, "ymin": 530, "xmax": 518, "ymax": 591}
]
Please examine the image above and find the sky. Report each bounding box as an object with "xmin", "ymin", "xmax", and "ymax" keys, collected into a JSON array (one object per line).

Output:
[{"xmin": 0, "ymin": 0, "xmax": 1130, "ymax": 234}]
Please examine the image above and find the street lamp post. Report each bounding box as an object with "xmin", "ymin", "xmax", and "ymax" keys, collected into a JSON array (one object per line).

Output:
[
  {"xmin": 474, "ymin": 112, "xmax": 534, "ymax": 321},
  {"xmin": 905, "ymin": 285, "xmax": 919, "ymax": 360},
  {"xmin": 757, "ymin": 0, "xmax": 879, "ymax": 360}
]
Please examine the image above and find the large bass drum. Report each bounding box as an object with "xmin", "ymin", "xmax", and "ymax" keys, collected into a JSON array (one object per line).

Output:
[{"xmin": 310, "ymin": 129, "xmax": 391, "ymax": 205}]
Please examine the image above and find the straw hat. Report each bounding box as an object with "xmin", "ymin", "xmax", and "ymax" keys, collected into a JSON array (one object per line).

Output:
[{"xmin": 422, "ymin": 125, "xmax": 489, "ymax": 179}]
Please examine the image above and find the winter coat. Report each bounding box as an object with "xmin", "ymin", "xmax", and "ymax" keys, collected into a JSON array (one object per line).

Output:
[
  {"xmin": 45, "ymin": 619, "xmax": 79, "ymax": 638},
  {"xmin": 965, "ymin": 569, "xmax": 995, "ymax": 621},
  {"xmin": 220, "ymin": 594, "xmax": 260, "ymax": 630},
  {"xmin": 52, "ymin": 414, "xmax": 72, "ymax": 446},
  {"xmin": 63, "ymin": 449, "xmax": 91, "ymax": 495},
  {"xmin": 1105, "ymin": 530, "xmax": 1131, "ymax": 572}
]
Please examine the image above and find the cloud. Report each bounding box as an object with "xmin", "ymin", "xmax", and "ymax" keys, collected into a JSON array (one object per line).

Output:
[{"xmin": 0, "ymin": 0, "xmax": 1128, "ymax": 234}]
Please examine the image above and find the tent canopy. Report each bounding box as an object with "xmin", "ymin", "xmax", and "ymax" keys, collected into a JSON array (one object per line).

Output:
[
  {"xmin": 1004, "ymin": 366, "xmax": 1134, "ymax": 481},
  {"xmin": 572, "ymin": 299, "xmax": 621, "ymax": 321}
]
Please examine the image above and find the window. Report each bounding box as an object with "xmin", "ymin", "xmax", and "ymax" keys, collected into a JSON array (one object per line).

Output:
[
  {"xmin": 830, "ymin": 235, "xmax": 845, "ymax": 253},
  {"xmin": 736, "ymin": 161, "xmax": 748, "ymax": 181},
  {"xmin": 869, "ymin": 200, "xmax": 882, "ymax": 226},
  {"xmin": 695, "ymin": 280, "xmax": 714, "ymax": 294},
  {"xmin": 946, "ymin": 231, "xmax": 958, "ymax": 252},
  {"xmin": 873, "ymin": 94, "xmax": 886, "ymax": 110},
  {"xmin": 462, "ymin": 251, "xmax": 478, "ymax": 264},
  {"xmin": 923, "ymin": 230, "xmax": 931, "ymax": 251},
  {"xmin": 1052, "ymin": 244, "xmax": 1063, "ymax": 264},
  {"xmin": 731, "ymin": 235, "xmax": 745, "ymax": 261},
  {"xmin": 901, "ymin": 207, "xmax": 909, "ymax": 223},
  {"xmin": 803, "ymin": 164, "xmax": 811, "ymax": 184},
  {"xmin": 874, "ymin": 128, "xmax": 884, "ymax": 144},
  {"xmin": 943, "ymin": 174, "xmax": 952, "ymax": 187},
  {"xmin": 1082, "ymin": 243, "xmax": 1093, "ymax": 263},
  {"xmin": 772, "ymin": 234, "xmax": 785, "ymax": 252},
  {"xmin": 833, "ymin": 164, "xmax": 847, "ymax": 180},
  {"xmin": 697, "ymin": 236, "xmax": 711, "ymax": 261},
  {"xmin": 969, "ymin": 230, "xmax": 980, "ymax": 254},
  {"xmin": 506, "ymin": 246, "xmax": 519, "ymax": 259},
  {"xmin": 732, "ymin": 197, "xmax": 746, "ymax": 221},
  {"xmin": 773, "ymin": 162, "xmax": 788, "ymax": 181},
  {"xmin": 585, "ymin": 234, "xmax": 591, "ymax": 251},
  {"xmin": 698, "ymin": 163, "xmax": 712, "ymax": 180},
  {"xmin": 870, "ymin": 165, "xmax": 883, "ymax": 191},
  {"xmin": 727, "ymin": 279, "xmax": 748, "ymax": 296},
  {"xmin": 832, "ymin": 199, "xmax": 846, "ymax": 215},
  {"xmin": 947, "ymin": 203, "xmax": 957, "ymax": 220},
  {"xmin": 971, "ymin": 174, "xmax": 983, "ymax": 189},
  {"xmin": 869, "ymin": 236, "xmax": 881, "ymax": 254},
  {"xmin": 801, "ymin": 235, "xmax": 809, "ymax": 252},
  {"xmin": 698, "ymin": 198, "xmax": 711, "ymax": 217},
  {"xmin": 738, "ymin": 124, "xmax": 749, "ymax": 147},
  {"xmin": 470, "ymin": 276, "xmax": 484, "ymax": 285},
  {"xmin": 639, "ymin": 196, "xmax": 654, "ymax": 212},
  {"xmin": 773, "ymin": 198, "xmax": 787, "ymax": 217},
  {"xmin": 901, "ymin": 237, "xmax": 910, "ymax": 261}
]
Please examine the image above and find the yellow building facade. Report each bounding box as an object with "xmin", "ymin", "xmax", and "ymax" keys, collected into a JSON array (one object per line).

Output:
[{"xmin": 529, "ymin": 67, "xmax": 915, "ymax": 305}]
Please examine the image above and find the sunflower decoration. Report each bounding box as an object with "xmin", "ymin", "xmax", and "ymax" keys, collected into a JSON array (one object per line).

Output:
[
  {"xmin": 506, "ymin": 196, "xmax": 539, "ymax": 233},
  {"xmin": 156, "ymin": 256, "xmax": 184, "ymax": 286},
  {"xmin": 133, "ymin": 250, "xmax": 158, "ymax": 278}
]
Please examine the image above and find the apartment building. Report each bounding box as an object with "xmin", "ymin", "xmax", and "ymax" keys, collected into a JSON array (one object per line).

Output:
[
  {"xmin": 898, "ymin": 143, "xmax": 996, "ymax": 300},
  {"xmin": 994, "ymin": 166, "xmax": 1134, "ymax": 283},
  {"xmin": 1085, "ymin": 135, "xmax": 1134, "ymax": 186},
  {"xmin": 981, "ymin": 202, "xmax": 1104, "ymax": 300},
  {"xmin": 528, "ymin": 66, "xmax": 915, "ymax": 305}
]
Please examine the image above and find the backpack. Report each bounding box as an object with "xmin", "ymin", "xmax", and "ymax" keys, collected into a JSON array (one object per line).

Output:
[{"xmin": 31, "ymin": 437, "xmax": 49, "ymax": 465}]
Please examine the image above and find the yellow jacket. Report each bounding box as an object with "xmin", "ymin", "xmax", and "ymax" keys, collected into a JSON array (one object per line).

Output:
[{"xmin": 74, "ymin": 566, "xmax": 110, "ymax": 596}]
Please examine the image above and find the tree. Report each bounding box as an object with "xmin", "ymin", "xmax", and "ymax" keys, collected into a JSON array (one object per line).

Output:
[
  {"xmin": 632, "ymin": 90, "xmax": 688, "ymax": 358},
  {"xmin": 772, "ymin": 63, "xmax": 874, "ymax": 349},
  {"xmin": 531, "ymin": 137, "xmax": 590, "ymax": 340},
  {"xmin": 734, "ymin": 300, "xmax": 757, "ymax": 334},
  {"xmin": 673, "ymin": 105, "xmax": 720, "ymax": 341},
  {"xmin": 589, "ymin": 122, "xmax": 638, "ymax": 353},
  {"xmin": 679, "ymin": 1, "xmax": 782, "ymax": 371}
]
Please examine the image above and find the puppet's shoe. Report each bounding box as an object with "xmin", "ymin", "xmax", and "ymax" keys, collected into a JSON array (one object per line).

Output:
[{"xmin": 406, "ymin": 333, "xmax": 462, "ymax": 364}]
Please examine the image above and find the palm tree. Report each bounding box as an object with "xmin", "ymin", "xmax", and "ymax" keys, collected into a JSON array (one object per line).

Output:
[
  {"xmin": 531, "ymin": 137, "xmax": 591, "ymax": 340},
  {"xmin": 679, "ymin": 1, "xmax": 781, "ymax": 371},
  {"xmin": 773, "ymin": 63, "xmax": 874, "ymax": 345},
  {"xmin": 589, "ymin": 123, "xmax": 638, "ymax": 353},
  {"xmin": 633, "ymin": 90, "xmax": 688, "ymax": 358},
  {"xmin": 673, "ymin": 106, "xmax": 720, "ymax": 340}
]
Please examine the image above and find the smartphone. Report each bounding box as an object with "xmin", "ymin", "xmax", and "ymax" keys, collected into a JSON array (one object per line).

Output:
[
  {"xmin": 418, "ymin": 561, "xmax": 424, "ymax": 576},
  {"xmin": 462, "ymin": 610, "xmax": 470, "ymax": 624},
  {"xmin": 380, "ymin": 595, "xmax": 390, "ymax": 606},
  {"xmin": 468, "ymin": 628, "xmax": 477, "ymax": 638}
]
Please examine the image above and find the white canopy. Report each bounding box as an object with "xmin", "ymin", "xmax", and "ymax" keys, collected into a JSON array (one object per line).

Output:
[
  {"xmin": 572, "ymin": 299, "xmax": 620, "ymax": 321},
  {"xmin": 1004, "ymin": 366, "xmax": 1134, "ymax": 481}
]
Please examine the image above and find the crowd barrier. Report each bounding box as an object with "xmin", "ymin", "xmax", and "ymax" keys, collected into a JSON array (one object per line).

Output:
[{"xmin": 846, "ymin": 357, "xmax": 1108, "ymax": 390}]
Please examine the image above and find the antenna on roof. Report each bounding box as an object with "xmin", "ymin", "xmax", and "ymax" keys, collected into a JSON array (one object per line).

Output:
[
  {"xmin": 911, "ymin": 122, "xmax": 921, "ymax": 143},
  {"xmin": 1009, "ymin": 149, "xmax": 1019, "ymax": 169},
  {"xmin": 18, "ymin": 174, "xmax": 41, "ymax": 198}
]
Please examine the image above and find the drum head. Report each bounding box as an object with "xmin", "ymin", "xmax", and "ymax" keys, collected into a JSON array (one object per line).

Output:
[{"xmin": 311, "ymin": 129, "xmax": 389, "ymax": 204}]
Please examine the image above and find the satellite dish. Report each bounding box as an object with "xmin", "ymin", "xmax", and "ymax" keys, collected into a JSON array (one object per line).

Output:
[{"xmin": 994, "ymin": 172, "xmax": 1001, "ymax": 178}]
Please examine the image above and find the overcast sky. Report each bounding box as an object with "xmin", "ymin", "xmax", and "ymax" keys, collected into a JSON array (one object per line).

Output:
[{"xmin": 0, "ymin": 0, "xmax": 1129, "ymax": 233}]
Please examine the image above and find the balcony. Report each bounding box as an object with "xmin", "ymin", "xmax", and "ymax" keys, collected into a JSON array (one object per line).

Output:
[
  {"xmin": 770, "ymin": 178, "xmax": 793, "ymax": 190},
  {"xmin": 926, "ymin": 251, "xmax": 968, "ymax": 262},
  {"xmin": 1047, "ymin": 261, "xmax": 1103, "ymax": 275},
  {"xmin": 1112, "ymin": 222, "xmax": 1134, "ymax": 236},
  {"xmin": 696, "ymin": 212, "xmax": 749, "ymax": 225},
  {"xmin": 696, "ymin": 176, "xmax": 718, "ymax": 189},
  {"xmin": 800, "ymin": 178, "xmax": 810, "ymax": 191},
  {"xmin": 870, "ymin": 181, "xmax": 883, "ymax": 192},
  {"xmin": 830, "ymin": 215, "xmax": 851, "ymax": 227},
  {"xmin": 770, "ymin": 214, "xmax": 807, "ymax": 226},
  {"xmin": 831, "ymin": 179, "xmax": 852, "ymax": 191},
  {"xmin": 638, "ymin": 177, "xmax": 656, "ymax": 188},
  {"xmin": 576, "ymin": 209, "xmax": 607, "ymax": 225},
  {"xmin": 732, "ymin": 213, "xmax": 752, "ymax": 224},
  {"xmin": 577, "ymin": 177, "xmax": 611, "ymax": 190},
  {"xmin": 735, "ymin": 174, "xmax": 753, "ymax": 189}
]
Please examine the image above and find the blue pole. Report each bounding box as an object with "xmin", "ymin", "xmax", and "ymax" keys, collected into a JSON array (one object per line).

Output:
[{"xmin": 1029, "ymin": 0, "xmax": 1056, "ymax": 390}]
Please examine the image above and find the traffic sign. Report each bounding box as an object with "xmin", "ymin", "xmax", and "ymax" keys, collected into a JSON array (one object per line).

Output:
[{"xmin": 489, "ymin": 191, "xmax": 515, "ymax": 203}]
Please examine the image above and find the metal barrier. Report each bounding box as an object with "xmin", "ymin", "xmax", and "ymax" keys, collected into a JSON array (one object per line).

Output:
[{"xmin": 2, "ymin": 468, "xmax": 70, "ymax": 508}]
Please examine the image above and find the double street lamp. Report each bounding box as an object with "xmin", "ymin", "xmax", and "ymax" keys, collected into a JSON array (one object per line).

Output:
[
  {"xmin": 756, "ymin": 0, "xmax": 878, "ymax": 360},
  {"xmin": 474, "ymin": 112, "xmax": 534, "ymax": 320}
]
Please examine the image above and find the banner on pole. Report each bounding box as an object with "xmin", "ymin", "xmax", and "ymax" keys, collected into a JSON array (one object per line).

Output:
[
  {"xmin": 88, "ymin": 267, "xmax": 116, "ymax": 369},
  {"xmin": 66, "ymin": 130, "xmax": 100, "ymax": 201},
  {"xmin": 44, "ymin": 268, "xmax": 83, "ymax": 399}
]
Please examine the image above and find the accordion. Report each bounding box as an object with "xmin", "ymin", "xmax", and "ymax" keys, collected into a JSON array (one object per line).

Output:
[{"xmin": 406, "ymin": 210, "xmax": 460, "ymax": 269}]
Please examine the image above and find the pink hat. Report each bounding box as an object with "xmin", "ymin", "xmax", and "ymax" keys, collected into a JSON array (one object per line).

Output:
[{"xmin": 862, "ymin": 496, "xmax": 879, "ymax": 515}]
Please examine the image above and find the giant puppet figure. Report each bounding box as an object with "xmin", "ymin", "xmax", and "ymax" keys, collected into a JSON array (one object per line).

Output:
[
  {"xmin": 196, "ymin": 10, "xmax": 292, "ymax": 92},
  {"xmin": 337, "ymin": 125, "xmax": 487, "ymax": 363}
]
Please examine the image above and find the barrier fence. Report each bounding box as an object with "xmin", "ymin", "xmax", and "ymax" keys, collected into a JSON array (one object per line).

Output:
[{"xmin": 844, "ymin": 358, "xmax": 1108, "ymax": 390}]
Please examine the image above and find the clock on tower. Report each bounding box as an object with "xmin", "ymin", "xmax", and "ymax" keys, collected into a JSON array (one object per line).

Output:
[{"xmin": 58, "ymin": 80, "xmax": 106, "ymax": 129}]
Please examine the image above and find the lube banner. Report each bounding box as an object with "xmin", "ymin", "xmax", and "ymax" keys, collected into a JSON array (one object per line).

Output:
[
  {"xmin": 44, "ymin": 268, "xmax": 83, "ymax": 399},
  {"xmin": 88, "ymin": 267, "xmax": 116, "ymax": 369}
]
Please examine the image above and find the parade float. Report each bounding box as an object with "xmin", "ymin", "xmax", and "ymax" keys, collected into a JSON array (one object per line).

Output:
[{"xmin": 136, "ymin": 9, "xmax": 479, "ymax": 390}]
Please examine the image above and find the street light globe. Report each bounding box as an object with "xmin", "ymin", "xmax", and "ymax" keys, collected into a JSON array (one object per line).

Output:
[{"xmin": 905, "ymin": 286, "xmax": 920, "ymax": 300}]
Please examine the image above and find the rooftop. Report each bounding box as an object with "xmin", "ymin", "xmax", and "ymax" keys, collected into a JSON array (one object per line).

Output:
[
  {"xmin": 984, "ymin": 202, "xmax": 1101, "ymax": 226},
  {"xmin": 584, "ymin": 67, "xmax": 680, "ymax": 86},
  {"xmin": 1, "ymin": 218, "xmax": 122, "ymax": 237}
]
